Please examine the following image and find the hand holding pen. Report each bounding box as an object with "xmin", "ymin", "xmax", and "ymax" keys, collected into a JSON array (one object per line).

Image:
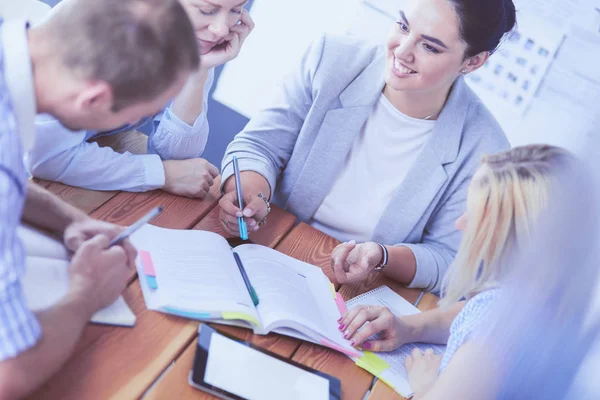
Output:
[{"xmin": 218, "ymin": 162, "xmax": 272, "ymax": 237}]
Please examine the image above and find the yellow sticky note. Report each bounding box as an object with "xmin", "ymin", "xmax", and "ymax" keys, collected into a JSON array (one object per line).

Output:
[
  {"xmin": 222, "ymin": 312, "xmax": 261, "ymax": 327},
  {"xmin": 329, "ymin": 282, "xmax": 336, "ymax": 298},
  {"xmin": 356, "ymin": 351, "xmax": 390, "ymax": 376}
]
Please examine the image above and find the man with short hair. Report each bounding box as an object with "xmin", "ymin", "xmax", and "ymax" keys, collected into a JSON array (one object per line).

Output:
[{"xmin": 0, "ymin": 0, "xmax": 199, "ymax": 397}]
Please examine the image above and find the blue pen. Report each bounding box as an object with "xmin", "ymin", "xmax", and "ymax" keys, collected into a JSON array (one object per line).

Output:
[{"xmin": 232, "ymin": 156, "xmax": 248, "ymax": 240}]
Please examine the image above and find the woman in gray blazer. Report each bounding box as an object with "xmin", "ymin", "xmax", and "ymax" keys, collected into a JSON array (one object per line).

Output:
[{"xmin": 219, "ymin": 0, "xmax": 515, "ymax": 293}]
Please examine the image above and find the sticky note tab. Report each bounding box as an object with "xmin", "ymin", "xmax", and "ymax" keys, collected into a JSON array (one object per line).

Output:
[
  {"xmin": 222, "ymin": 312, "xmax": 260, "ymax": 327},
  {"xmin": 146, "ymin": 276, "xmax": 158, "ymax": 290},
  {"xmin": 139, "ymin": 250, "xmax": 156, "ymax": 277},
  {"xmin": 356, "ymin": 351, "xmax": 390, "ymax": 376},
  {"xmin": 163, "ymin": 307, "xmax": 212, "ymax": 320},
  {"xmin": 320, "ymin": 339, "xmax": 361, "ymax": 358},
  {"xmin": 335, "ymin": 293, "xmax": 348, "ymax": 316},
  {"xmin": 328, "ymin": 282, "xmax": 336, "ymax": 298}
]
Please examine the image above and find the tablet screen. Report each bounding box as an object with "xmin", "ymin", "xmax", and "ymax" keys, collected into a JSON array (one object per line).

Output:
[{"xmin": 203, "ymin": 332, "xmax": 330, "ymax": 400}]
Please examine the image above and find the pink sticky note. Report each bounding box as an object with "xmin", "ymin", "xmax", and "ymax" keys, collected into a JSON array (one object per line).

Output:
[
  {"xmin": 139, "ymin": 250, "xmax": 156, "ymax": 277},
  {"xmin": 320, "ymin": 338, "xmax": 361, "ymax": 358},
  {"xmin": 335, "ymin": 293, "xmax": 348, "ymax": 316}
]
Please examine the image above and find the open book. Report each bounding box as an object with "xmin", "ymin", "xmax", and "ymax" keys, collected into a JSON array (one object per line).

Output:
[
  {"xmin": 18, "ymin": 224, "xmax": 136, "ymax": 327},
  {"xmin": 130, "ymin": 224, "xmax": 360, "ymax": 357},
  {"xmin": 346, "ymin": 286, "xmax": 446, "ymax": 398}
]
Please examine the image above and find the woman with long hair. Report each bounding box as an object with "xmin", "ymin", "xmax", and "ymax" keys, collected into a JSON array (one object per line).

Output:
[{"xmin": 339, "ymin": 145, "xmax": 590, "ymax": 398}]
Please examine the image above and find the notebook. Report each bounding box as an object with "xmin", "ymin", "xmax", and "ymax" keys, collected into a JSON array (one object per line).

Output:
[
  {"xmin": 129, "ymin": 224, "xmax": 361, "ymax": 357},
  {"xmin": 345, "ymin": 286, "xmax": 446, "ymax": 398},
  {"xmin": 18, "ymin": 224, "xmax": 136, "ymax": 327}
]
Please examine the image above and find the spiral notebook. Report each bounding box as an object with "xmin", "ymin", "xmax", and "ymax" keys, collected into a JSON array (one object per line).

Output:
[{"xmin": 346, "ymin": 286, "xmax": 446, "ymax": 399}]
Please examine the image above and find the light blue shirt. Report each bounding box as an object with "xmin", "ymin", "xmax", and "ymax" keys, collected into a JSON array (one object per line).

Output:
[
  {"xmin": 439, "ymin": 289, "xmax": 500, "ymax": 372},
  {"xmin": 26, "ymin": 68, "xmax": 214, "ymax": 192},
  {"xmin": 0, "ymin": 19, "xmax": 42, "ymax": 361}
]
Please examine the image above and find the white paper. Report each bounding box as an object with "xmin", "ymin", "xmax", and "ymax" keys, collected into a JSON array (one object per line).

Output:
[
  {"xmin": 204, "ymin": 331, "xmax": 330, "ymax": 400},
  {"xmin": 17, "ymin": 223, "xmax": 70, "ymax": 261},
  {"xmin": 130, "ymin": 225, "xmax": 255, "ymax": 315},
  {"xmin": 347, "ymin": 286, "xmax": 446, "ymax": 398},
  {"xmin": 22, "ymin": 256, "xmax": 136, "ymax": 327}
]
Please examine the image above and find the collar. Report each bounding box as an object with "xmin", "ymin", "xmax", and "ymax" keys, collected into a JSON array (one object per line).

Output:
[{"xmin": 1, "ymin": 19, "xmax": 36, "ymax": 152}]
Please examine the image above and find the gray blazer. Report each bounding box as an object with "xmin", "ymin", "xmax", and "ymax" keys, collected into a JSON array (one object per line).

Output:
[{"xmin": 222, "ymin": 35, "xmax": 510, "ymax": 292}]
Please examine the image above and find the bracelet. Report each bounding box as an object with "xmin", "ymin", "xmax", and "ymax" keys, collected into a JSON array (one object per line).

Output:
[
  {"xmin": 373, "ymin": 243, "xmax": 389, "ymax": 272},
  {"xmin": 256, "ymin": 192, "xmax": 271, "ymax": 227}
]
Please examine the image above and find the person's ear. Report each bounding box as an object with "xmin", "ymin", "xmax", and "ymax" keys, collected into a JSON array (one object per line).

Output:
[
  {"xmin": 73, "ymin": 81, "xmax": 114, "ymax": 113},
  {"xmin": 461, "ymin": 51, "xmax": 490, "ymax": 75},
  {"xmin": 455, "ymin": 212, "xmax": 469, "ymax": 231}
]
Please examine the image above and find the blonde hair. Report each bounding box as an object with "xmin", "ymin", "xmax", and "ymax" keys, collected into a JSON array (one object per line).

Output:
[{"xmin": 439, "ymin": 145, "xmax": 577, "ymax": 307}]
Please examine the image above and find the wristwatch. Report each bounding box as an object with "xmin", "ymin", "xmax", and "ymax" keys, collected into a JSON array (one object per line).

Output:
[{"xmin": 373, "ymin": 243, "xmax": 389, "ymax": 272}]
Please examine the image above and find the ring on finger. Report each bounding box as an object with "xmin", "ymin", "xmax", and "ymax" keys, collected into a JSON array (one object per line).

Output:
[{"xmin": 222, "ymin": 219, "xmax": 230, "ymax": 227}]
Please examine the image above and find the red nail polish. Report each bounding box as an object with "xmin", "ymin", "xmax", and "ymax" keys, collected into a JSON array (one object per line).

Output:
[
  {"xmin": 338, "ymin": 324, "xmax": 345, "ymax": 331},
  {"xmin": 363, "ymin": 342, "xmax": 372, "ymax": 350},
  {"xmin": 350, "ymin": 339, "xmax": 356, "ymax": 346}
]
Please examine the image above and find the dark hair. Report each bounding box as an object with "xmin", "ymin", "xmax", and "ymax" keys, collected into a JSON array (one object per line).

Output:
[
  {"xmin": 448, "ymin": 0, "xmax": 517, "ymax": 58},
  {"xmin": 48, "ymin": 0, "xmax": 199, "ymax": 111}
]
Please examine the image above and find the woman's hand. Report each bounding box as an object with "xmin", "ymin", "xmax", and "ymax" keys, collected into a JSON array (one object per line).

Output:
[
  {"xmin": 200, "ymin": 9, "xmax": 255, "ymax": 70},
  {"xmin": 331, "ymin": 241, "xmax": 383, "ymax": 284},
  {"xmin": 338, "ymin": 305, "xmax": 413, "ymax": 351},
  {"xmin": 219, "ymin": 171, "xmax": 270, "ymax": 236},
  {"xmin": 405, "ymin": 348, "xmax": 442, "ymax": 396}
]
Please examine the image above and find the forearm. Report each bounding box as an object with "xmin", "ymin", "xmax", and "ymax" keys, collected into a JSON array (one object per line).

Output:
[
  {"xmin": 0, "ymin": 295, "xmax": 91, "ymax": 399},
  {"xmin": 223, "ymin": 171, "xmax": 272, "ymax": 200},
  {"xmin": 381, "ymin": 245, "xmax": 418, "ymax": 285},
  {"xmin": 22, "ymin": 181, "xmax": 88, "ymax": 234},
  {"xmin": 170, "ymin": 69, "xmax": 209, "ymax": 126},
  {"xmin": 403, "ymin": 302, "xmax": 465, "ymax": 345}
]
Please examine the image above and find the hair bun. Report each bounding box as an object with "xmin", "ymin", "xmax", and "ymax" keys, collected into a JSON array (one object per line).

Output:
[{"xmin": 502, "ymin": 0, "xmax": 517, "ymax": 34}]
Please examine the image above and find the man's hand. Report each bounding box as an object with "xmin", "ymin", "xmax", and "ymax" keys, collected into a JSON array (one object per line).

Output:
[
  {"xmin": 163, "ymin": 158, "xmax": 219, "ymax": 198},
  {"xmin": 64, "ymin": 218, "xmax": 137, "ymax": 267},
  {"xmin": 67, "ymin": 235, "xmax": 133, "ymax": 314}
]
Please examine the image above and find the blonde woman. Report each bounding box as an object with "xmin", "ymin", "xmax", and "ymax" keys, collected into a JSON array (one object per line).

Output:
[{"xmin": 338, "ymin": 145, "xmax": 578, "ymax": 399}]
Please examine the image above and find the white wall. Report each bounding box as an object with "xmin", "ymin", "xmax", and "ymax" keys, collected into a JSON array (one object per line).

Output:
[{"xmin": 215, "ymin": 0, "xmax": 600, "ymax": 155}]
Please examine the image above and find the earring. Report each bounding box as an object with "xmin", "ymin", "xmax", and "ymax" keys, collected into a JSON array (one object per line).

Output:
[{"xmin": 461, "ymin": 69, "xmax": 468, "ymax": 74}]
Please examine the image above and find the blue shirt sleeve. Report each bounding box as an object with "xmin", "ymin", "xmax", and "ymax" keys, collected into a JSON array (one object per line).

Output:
[{"xmin": 147, "ymin": 67, "xmax": 214, "ymax": 159}]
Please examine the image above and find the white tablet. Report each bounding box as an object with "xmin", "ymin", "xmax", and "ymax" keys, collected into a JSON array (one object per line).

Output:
[{"xmin": 189, "ymin": 324, "xmax": 342, "ymax": 400}]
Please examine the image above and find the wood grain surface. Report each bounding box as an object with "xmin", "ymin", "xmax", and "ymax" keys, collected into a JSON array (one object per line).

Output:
[
  {"xmin": 90, "ymin": 176, "xmax": 221, "ymax": 228},
  {"xmin": 275, "ymin": 223, "xmax": 340, "ymax": 286},
  {"xmin": 33, "ymin": 178, "xmax": 118, "ymax": 214}
]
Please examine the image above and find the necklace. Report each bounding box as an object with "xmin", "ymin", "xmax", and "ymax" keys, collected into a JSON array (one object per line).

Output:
[{"xmin": 423, "ymin": 111, "xmax": 439, "ymax": 120}]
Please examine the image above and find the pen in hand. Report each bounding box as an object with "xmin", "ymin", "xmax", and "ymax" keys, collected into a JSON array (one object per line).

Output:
[
  {"xmin": 232, "ymin": 156, "xmax": 249, "ymax": 240},
  {"xmin": 109, "ymin": 206, "xmax": 163, "ymax": 246}
]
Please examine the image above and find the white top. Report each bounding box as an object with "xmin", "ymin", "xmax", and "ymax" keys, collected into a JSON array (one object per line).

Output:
[{"xmin": 311, "ymin": 94, "xmax": 435, "ymax": 242}]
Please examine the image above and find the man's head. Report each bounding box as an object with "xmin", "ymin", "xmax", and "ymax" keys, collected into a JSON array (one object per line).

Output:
[{"xmin": 30, "ymin": 0, "xmax": 199, "ymax": 131}]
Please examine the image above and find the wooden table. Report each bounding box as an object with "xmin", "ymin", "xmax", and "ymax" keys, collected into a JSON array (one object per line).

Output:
[{"xmin": 29, "ymin": 179, "xmax": 439, "ymax": 400}]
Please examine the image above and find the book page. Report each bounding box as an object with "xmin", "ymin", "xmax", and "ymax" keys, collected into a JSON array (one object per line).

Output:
[
  {"xmin": 130, "ymin": 225, "xmax": 256, "ymax": 317},
  {"xmin": 235, "ymin": 245, "xmax": 342, "ymax": 341},
  {"xmin": 22, "ymin": 256, "xmax": 135, "ymax": 326}
]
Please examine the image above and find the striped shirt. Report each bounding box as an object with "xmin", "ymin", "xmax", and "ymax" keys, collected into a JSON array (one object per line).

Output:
[{"xmin": 0, "ymin": 19, "xmax": 42, "ymax": 360}]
